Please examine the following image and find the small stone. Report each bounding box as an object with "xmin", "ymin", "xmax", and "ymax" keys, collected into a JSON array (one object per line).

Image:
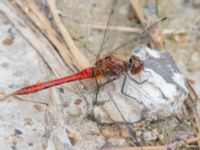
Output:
[
  {"xmin": 74, "ymin": 99, "xmax": 82, "ymax": 105},
  {"xmin": 8, "ymin": 84, "xmax": 17, "ymax": 89},
  {"xmin": 28, "ymin": 143, "xmax": 34, "ymax": 146},
  {"xmin": 15, "ymin": 129, "xmax": 23, "ymax": 135},
  {"xmin": 2, "ymin": 37, "xmax": 14, "ymax": 45},
  {"xmin": 58, "ymin": 87, "xmax": 64, "ymax": 93},
  {"xmin": 33, "ymin": 104, "xmax": 44, "ymax": 111},
  {"xmin": 68, "ymin": 106, "xmax": 81, "ymax": 117},
  {"xmin": 69, "ymin": 132, "xmax": 78, "ymax": 145},
  {"xmin": 24, "ymin": 118, "xmax": 33, "ymax": 126}
]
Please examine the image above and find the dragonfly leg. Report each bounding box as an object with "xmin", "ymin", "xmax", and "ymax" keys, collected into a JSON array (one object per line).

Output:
[
  {"xmin": 94, "ymin": 78, "xmax": 100, "ymax": 105},
  {"xmin": 121, "ymin": 76, "xmax": 150, "ymax": 113},
  {"xmin": 128, "ymin": 70, "xmax": 152, "ymax": 85},
  {"xmin": 94, "ymin": 77, "xmax": 119, "ymax": 106},
  {"xmin": 88, "ymin": 76, "xmax": 119, "ymax": 121},
  {"xmin": 121, "ymin": 76, "xmax": 142, "ymax": 104}
]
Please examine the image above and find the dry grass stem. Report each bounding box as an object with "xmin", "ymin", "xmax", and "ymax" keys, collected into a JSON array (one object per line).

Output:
[
  {"xmin": 81, "ymin": 24, "xmax": 141, "ymax": 33},
  {"xmin": 48, "ymin": 0, "xmax": 90, "ymax": 69},
  {"xmin": 129, "ymin": 0, "xmax": 165, "ymax": 49},
  {"xmin": 15, "ymin": 0, "xmax": 74, "ymax": 67}
]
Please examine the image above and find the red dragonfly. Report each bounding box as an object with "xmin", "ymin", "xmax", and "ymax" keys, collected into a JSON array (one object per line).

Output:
[{"xmin": 0, "ymin": 16, "xmax": 166, "ymax": 100}]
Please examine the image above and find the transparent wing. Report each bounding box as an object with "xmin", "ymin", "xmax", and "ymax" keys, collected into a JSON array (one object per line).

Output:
[
  {"xmin": 81, "ymin": 0, "xmax": 142, "ymax": 59},
  {"xmin": 113, "ymin": 17, "xmax": 169, "ymax": 53},
  {"xmin": 96, "ymin": 0, "xmax": 116, "ymax": 57}
]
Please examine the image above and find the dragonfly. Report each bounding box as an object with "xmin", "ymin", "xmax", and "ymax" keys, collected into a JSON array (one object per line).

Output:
[
  {"xmin": 0, "ymin": 16, "xmax": 166, "ymax": 100},
  {"xmin": 0, "ymin": 0, "xmax": 167, "ymax": 145},
  {"xmin": 1, "ymin": 13, "xmax": 167, "ymax": 100}
]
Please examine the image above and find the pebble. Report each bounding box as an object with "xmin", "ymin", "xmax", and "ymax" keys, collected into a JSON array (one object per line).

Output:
[
  {"xmin": 74, "ymin": 99, "xmax": 82, "ymax": 105},
  {"xmin": 33, "ymin": 104, "xmax": 44, "ymax": 112},
  {"xmin": 15, "ymin": 129, "xmax": 23, "ymax": 135},
  {"xmin": 69, "ymin": 132, "xmax": 78, "ymax": 145},
  {"xmin": 24, "ymin": 118, "xmax": 33, "ymax": 126},
  {"xmin": 2, "ymin": 37, "xmax": 14, "ymax": 45},
  {"xmin": 28, "ymin": 143, "xmax": 34, "ymax": 146},
  {"xmin": 58, "ymin": 87, "xmax": 64, "ymax": 93}
]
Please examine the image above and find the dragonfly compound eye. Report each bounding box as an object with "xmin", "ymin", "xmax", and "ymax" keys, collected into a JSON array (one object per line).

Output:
[{"xmin": 129, "ymin": 55, "xmax": 144, "ymax": 74}]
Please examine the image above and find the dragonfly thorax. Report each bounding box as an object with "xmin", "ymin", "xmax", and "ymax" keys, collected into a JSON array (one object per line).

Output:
[{"xmin": 94, "ymin": 54, "xmax": 144, "ymax": 78}]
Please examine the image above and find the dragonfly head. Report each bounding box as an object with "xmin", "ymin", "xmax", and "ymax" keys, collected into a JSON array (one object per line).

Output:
[{"xmin": 128, "ymin": 55, "xmax": 144, "ymax": 74}]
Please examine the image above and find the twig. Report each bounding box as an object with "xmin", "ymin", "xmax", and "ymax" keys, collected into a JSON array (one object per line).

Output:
[
  {"xmin": 184, "ymin": 80, "xmax": 200, "ymax": 148},
  {"xmin": 48, "ymin": 0, "xmax": 90, "ymax": 69},
  {"xmin": 162, "ymin": 29, "xmax": 187, "ymax": 35},
  {"xmin": 47, "ymin": 0, "xmax": 96, "ymax": 90},
  {"xmin": 100, "ymin": 136, "xmax": 200, "ymax": 150},
  {"xmin": 81, "ymin": 24, "xmax": 187, "ymax": 35},
  {"xmin": 0, "ymin": 94, "xmax": 12, "ymax": 101},
  {"xmin": 81, "ymin": 24, "xmax": 141, "ymax": 33},
  {"xmin": 129, "ymin": 0, "xmax": 147, "ymax": 27},
  {"xmin": 14, "ymin": 95, "xmax": 48, "ymax": 105},
  {"xmin": 0, "ymin": 93, "xmax": 48, "ymax": 106},
  {"xmin": 129, "ymin": 0, "xmax": 165, "ymax": 49},
  {"xmin": 15, "ymin": 0, "xmax": 74, "ymax": 67}
]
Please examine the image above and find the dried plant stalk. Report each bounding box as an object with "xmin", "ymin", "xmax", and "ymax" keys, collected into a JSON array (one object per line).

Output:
[
  {"xmin": 48, "ymin": 0, "xmax": 90, "ymax": 69},
  {"xmin": 129, "ymin": 0, "xmax": 165, "ymax": 49},
  {"xmin": 15, "ymin": 0, "xmax": 75, "ymax": 67},
  {"xmin": 81, "ymin": 24, "xmax": 141, "ymax": 33}
]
